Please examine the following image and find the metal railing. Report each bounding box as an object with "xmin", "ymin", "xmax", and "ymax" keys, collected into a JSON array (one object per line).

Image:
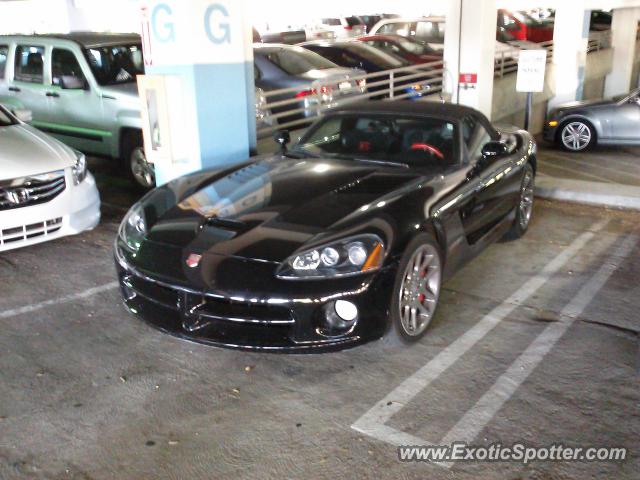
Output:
[
  {"xmin": 256, "ymin": 60, "xmax": 445, "ymax": 137},
  {"xmin": 494, "ymin": 31, "xmax": 611, "ymax": 79},
  {"xmin": 256, "ymin": 32, "xmax": 614, "ymax": 137}
]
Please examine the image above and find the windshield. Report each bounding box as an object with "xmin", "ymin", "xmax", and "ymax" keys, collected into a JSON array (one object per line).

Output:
[
  {"xmin": 343, "ymin": 44, "xmax": 410, "ymax": 68},
  {"xmin": 395, "ymin": 37, "xmax": 436, "ymax": 55},
  {"xmin": 293, "ymin": 114, "xmax": 457, "ymax": 167},
  {"xmin": 258, "ymin": 47, "xmax": 336, "ymax": 75},
  {"xmin": 0, "ymin": 106, "xmax": 15, "ymax": 127},
  {"xmin": 84, "ymin": 44, "xmax": 144, "ymax": 85},
  {"xmin": 513, "ymin": 11, "xmax": 543, "ymax": 26}
]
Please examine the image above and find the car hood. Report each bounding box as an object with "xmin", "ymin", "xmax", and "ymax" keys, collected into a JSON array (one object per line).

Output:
[
  {"xmin": 0, "ymin": 124, "xmax": 75, "ymax": 180},
  {"xmin": 554, "ymin": 99, "xmax": 614, "ymax": 113},
  {"xmin": 143, "ymin": 156, "xmax": 426, "ymax": 263}
]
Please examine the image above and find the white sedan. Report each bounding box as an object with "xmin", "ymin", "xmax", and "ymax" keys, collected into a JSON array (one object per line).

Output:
[{"xmin": 0, "ymin": 105, "xmax": 100, "ymax": 252}]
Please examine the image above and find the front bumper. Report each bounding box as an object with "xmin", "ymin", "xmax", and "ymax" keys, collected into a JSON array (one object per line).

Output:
[
  {"xmin": 114, "ymin": 241, "xmax": 396, "ymax": 352},
  {"xmin": 0, "ymin": 172, "xmax": 101, "ymax": 252},
  {"xmin": 543, "ymin": 122, "xmax": 558, "ymax": 143}
]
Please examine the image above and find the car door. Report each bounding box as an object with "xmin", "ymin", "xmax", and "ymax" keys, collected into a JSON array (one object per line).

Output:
[
  {"xmin": 43, "ymin": 47, "xmax": 110, "ymax": 155},
  {"xmin": 459, "ymin": 115, "xmax": 520, "ymax": 245},
  {"xmin": 7, "ymin": 44, "xmax": 49, "ymax": 121},
  {"xmin": 608, "ymin": 94, "xmax": 640, "ymax": 143}
]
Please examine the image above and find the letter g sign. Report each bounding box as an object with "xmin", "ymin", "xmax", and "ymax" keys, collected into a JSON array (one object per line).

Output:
[
  {"xmin": 204, "ymin": 4, "xmax": 231, "ymax": 44},
  {"xmin": 151, "ymin": 3, "xmax": 175, "ymax": 43}
]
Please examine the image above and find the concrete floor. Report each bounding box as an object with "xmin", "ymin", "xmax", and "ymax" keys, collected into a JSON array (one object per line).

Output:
[
  {"xmin": 1, "ymin": 159, "xmax": 639, "ymax": 479},
  {"xmin": 538, "ymin": 144, "xmax": 640, "ymax": 187}
]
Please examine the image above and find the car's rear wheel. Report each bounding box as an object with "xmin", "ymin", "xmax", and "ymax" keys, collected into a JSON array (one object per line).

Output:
[
  {"xmin": 383, "ymin": 234, "xmax": 442, "ymax": 347},
  {"xmin": 558, "ymin": 120, "xmax": 595, "ymax": 151},
  {"xmin": 504, "ymin": 163, "xmax": 535, "ymax": 240},
  {"xmin": 122, "ymin": 131, "xmax": 155, "ymax": 190}
]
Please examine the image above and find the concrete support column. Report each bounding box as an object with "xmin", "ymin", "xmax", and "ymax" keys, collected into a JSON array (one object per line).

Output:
[
  {"xmin": 604, "ymin": 7, "xmax": 640, "ymax": 97},
  {"xmin": 443, "ymin": 0, "xmax": 497, "ymax": 118},
  {"xmin": 549, "ymin": 1, "xmax": 590, "ymax": 109},
  {"xmin": 140, "ymin": 0, "xmax": 255, "ymax": 185}
]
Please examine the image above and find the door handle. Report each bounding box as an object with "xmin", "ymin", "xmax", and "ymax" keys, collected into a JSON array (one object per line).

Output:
[
  {"xmin": 8, "ymin": 86, "xmax": 20, "ymax": 92},
  {"xmin": 46, "ymin": 91, "xmax": 60, "ymax": 98}
]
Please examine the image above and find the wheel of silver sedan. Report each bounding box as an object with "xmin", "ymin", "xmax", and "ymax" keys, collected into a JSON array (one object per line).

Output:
[
  {"xmin": 519, "ymin": 168, "xmax": 535, "ymax": 230},
  {"xmin": 561, "ymin": 121, "xmax": 592, "ymax": 151},
  {"xmin": 398, "ymin": 244, "xmax": 442, "ymax": 337},
  {"xmin": 130, "ymin": 147, "xmax": 155, "ymax": 189}
]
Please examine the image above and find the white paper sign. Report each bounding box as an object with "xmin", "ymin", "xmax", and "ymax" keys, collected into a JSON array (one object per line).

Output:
[{"xmin": 516, "ymin": 50, "xmax": 548, "ymax": 93}]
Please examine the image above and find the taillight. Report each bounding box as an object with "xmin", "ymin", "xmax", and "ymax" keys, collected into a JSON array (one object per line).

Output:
[
  {"xmin": 296, "ymin": 86, "xmax": 331, "ymax": 98},
  {"xmin": 295, "ymin": 89, "xmax": 314, "ymax": 98},
  {"xmin": 344, "ymin": 25, "xmax": 353, "ymax": 30}
]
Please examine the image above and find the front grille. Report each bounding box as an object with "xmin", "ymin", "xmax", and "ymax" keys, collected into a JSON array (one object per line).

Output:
[
  {"xmin": 124, "ymin": 274, "xmax": 294, "ymax": 325},
  {"xmin": 0, "ymin": 170, "xmax": 66, "ymax": 211},
  {"xmin": 0, "ymin": 217, "xmax": 63, "ymax": 245}
]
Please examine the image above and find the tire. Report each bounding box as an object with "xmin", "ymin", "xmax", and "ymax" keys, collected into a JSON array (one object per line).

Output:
[
  {"xmin": 557, "ymin": 119, "xmax": 595, "ymax": 152},
  {"xmin": 122, "ymin": 131, "xmax": 155, "ymax": 190},
  {"xmin": 504, "ymin": 163, "xmax": 535, "ymax": 240},
  {"xmin": 383, "ymin": 233, "xmax": 443, "ymax": 348}
]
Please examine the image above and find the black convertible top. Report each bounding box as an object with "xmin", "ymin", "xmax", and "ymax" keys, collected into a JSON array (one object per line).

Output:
[{"xmin": 333, "ymin": 101, "xmax": 499, "ymax": 138}]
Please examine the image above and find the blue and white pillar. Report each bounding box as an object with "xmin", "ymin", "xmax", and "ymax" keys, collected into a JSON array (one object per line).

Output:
[{"xmin": 140, "ymin": 0, "xmax": 255, "ymax": 185}]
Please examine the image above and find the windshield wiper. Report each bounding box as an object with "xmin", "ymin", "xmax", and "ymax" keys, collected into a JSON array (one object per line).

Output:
[{"xmin": 332, "ymin": 155, "xmax": 409, "ymax": 169}]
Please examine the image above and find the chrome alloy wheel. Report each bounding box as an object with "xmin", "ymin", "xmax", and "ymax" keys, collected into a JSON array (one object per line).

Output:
[
  {"xmin": 561, "ymin": 121, "xmax": 592, "ymax": 151},
  {"xmin": 130, "ymin": 147, "xmax": 155, "ymax": 188},
  {"xmin": 398, "ymin": 244, "xmax": 441, "ymax": 337},
  {"xmin": 519, "ymin": 168, "xmax": 535, "ymax": 230}
]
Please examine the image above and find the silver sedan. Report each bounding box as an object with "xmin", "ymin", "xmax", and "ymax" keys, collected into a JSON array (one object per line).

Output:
[{"xmin": 544, "ymin": 88, "xmax": 640, "ymax": 151}]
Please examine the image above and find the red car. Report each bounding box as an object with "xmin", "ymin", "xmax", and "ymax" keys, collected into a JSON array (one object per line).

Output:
[
  {"xmin": 497, "ymin": 9, "xmax": 554, "ymax": 43},
  {"xmin": 357, "ymin": 34, "xmax": 443, "ymax": 66}
]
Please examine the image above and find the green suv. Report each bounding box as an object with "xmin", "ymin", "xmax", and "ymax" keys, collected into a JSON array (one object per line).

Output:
[{"xmin": 0, "ymin": 33, "xmax": 154, "ymax": 188}]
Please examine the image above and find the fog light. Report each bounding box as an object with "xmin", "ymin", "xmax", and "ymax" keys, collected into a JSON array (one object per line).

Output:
[
  {"xmin": 320, "ymin": 300, "xmax": 359, "ymax": 336},
  {"xmin": 335, "ymin": 300, "xmax": 358, "ymax": 322}
]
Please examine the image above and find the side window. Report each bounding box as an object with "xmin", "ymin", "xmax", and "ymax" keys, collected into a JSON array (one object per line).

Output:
[
  {"xmin": 463, "ymin": 116, "xmax": 492, "ymax": 162},
  {"xmin": 14, "ymin": 45, "xmax": 45, "ymax": 83},
  {"xmin": 379, "ymin": 22, "xmax": 410, "ymax": 36},
  {"xmin": 0, "ymin": 45, "xmax": 8, "ymax": 79},
  {"xmin": 51, "ymin": 49, "xmax": 86, "ymax": 87},
  {"xmin": 415, "ymin": 22, "xmax": 436, "ymax": 42}
]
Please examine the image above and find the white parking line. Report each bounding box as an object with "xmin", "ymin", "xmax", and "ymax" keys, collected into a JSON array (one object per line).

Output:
[
  {"xmin": 0, "ymin": 282, "xmax": 119, "ymax": 320},
  {"xmin": 351, "ymin": 219, "xmax": 609, "ymax": 447},
  {"xmin": 436, "ymin": 234, "xmax": 637, "ymax": 468}
]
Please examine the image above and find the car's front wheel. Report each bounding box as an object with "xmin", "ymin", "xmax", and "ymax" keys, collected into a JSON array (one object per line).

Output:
[
  {"xmin": 504, "ymin": 163, "xmax": 535, "ymax": 240},
  {"xmin": 123, "ymin": 131, "xmax": 155, "ymax": 190},
  {"xmin": 384, "ymin": 234, "xmax": 442, "ymax": 347},
  {"xmin": 559, "ymin": 120, "xmax": 595, "ymax": 151}
]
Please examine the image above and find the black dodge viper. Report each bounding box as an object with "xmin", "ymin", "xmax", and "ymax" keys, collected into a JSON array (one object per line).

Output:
[{"xmin": 114, "ymin": 101, "xmax": 536, "ymax": 352}]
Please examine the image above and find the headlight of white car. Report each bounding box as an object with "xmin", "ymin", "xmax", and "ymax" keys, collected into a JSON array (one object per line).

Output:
[
  {"xmin": 118, "ymin": 204, "xmax": 147, "ymax": 253},
  {"xmin": 72, "ymin": 150, "xmax": 87, "ymax": 185},
  {"xmin": 276, "ymin": 234, "xmax": 385, "ymax": 280}
]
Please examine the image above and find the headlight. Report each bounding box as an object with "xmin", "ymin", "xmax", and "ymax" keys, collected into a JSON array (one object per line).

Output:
[
  {"xmin": 118, "ymin": 204, "xmax": 147, "ymax": 253},
  {"xmin": 276, "ymin": 234, "xmax": 385, "ymax": 280},
  {"xmin": 72, "ymin": 150, "xmax": 87, "ymax": 185}
]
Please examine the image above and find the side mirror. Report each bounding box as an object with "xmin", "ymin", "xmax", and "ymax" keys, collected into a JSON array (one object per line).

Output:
[
  {"xmin": 481, "ymin": 140, "xmax": 508, "ymax": 158},
  {"xmin": 274, "ymin": 129, "xmax": 290, "ymax": 153},
  {"xmin": 59, "ymin": 75, "xmax": 87, "ymax": 90},
  {"xmin": 13, "ymin": 109, "xmax": 33, "ymax": 123}
]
